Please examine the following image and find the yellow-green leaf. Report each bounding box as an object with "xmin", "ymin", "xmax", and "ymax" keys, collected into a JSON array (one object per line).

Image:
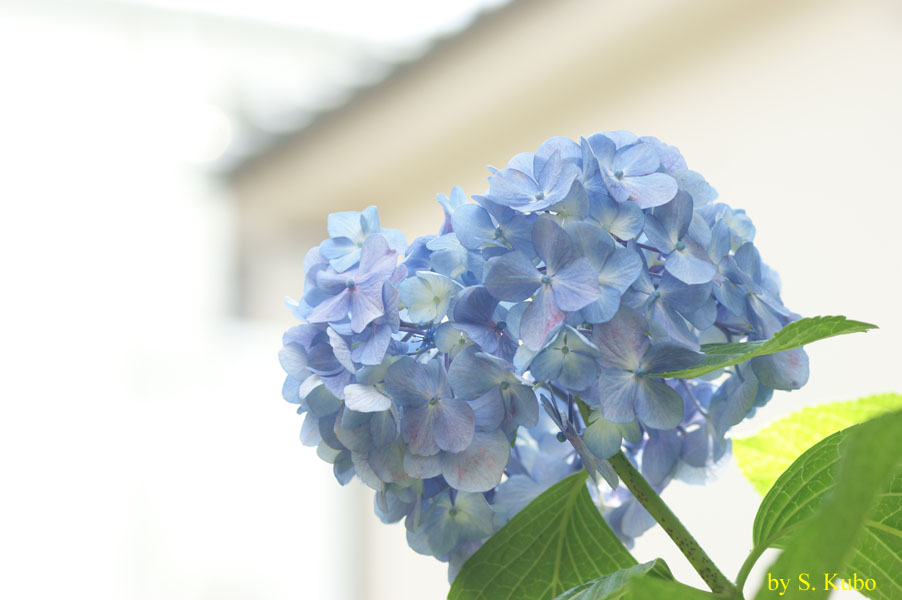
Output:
[{"xmin": 734, "ymin": 393, "xmax": 902, "ymax": 495}]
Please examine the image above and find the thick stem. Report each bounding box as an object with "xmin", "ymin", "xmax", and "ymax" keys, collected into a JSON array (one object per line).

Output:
[{"xmin": 608, "ymin": 452, "xmax": 740, "ymax": 597}]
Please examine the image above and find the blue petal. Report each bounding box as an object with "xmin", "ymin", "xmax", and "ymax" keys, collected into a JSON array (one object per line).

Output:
[
  {"xmin": 673, "ymin": 170, "xmax": 716, "ymax": 206},
  {"xmin": 591, "ymin": 195, "xmax": 644, "ymax": 240},
  {"xmin": 402, "ymin": 404, "xmax": 440, "ymax": 456},
  {"xmin": 528, "ymin": 343, "xmax": 564, "ymax": 383},
  {"xmin": 344, "ymin": 384, "xmax": 392, "ymax": 413},
  {"xmin": 551, "ymin": 257, "xmax": 600, "ymax": 311},
  {"xmin": 519, "ymin": 285, "xmax": 565, "ymax": 350},
  {"xmin": 404, "ymin": 451, "xmax": 442, "ymax": 478},
  {"xmin": 369, "ymin": 409, "xmax": 398, "ymax": 447},
  {"xmin": 620, "ymin": 173, "xmax": 678, "ymax": 209},
  {"xmin": 583, "ymin": 412, "xmax": 623, "ymax": 459},
  {"xmin": 440, "ymin": 430, "xmax": 511, "ymax": 492},
  {"xmin": 602, "ymin": 130, "xmax": 639, "ymax": 149},
  {"xmin": 598, "ymin": 368, "xmax": 639, "ymax": 423},
  {"xmin": 599, "ymin": 247, "xmax": 643, "ymax": 293},
  {"xmin": 591, "ymin": 307, "xmax": 649, "ymax": 370},
  {"xmin": 306, "ymin": 289, "xmax": 350, "ymax": 325},
  {"xmin": 359, "ymin": 206, "xmax": 381, "ymax": 234},
  {"xmin": 641, "ymin": 429, "xmax": 681, "ymax": 485},
  {"xmin": 506, "ymin": 384, "xmax": 539, "ymax": 429},
  {"xmin": 282, "ymin": 376, "xmax": 302, "ymax": 404},
  {"xmin": 452, "ymin": 204, "xmax": 498, "ymax": 250},
  {"xmin": 536, "ymin": 150, "xmax": 580, "ymax": 205},
  {"xmin": 319, "ymin": 237, "xmax": 361, "ymax": 273},
  {"xmin": 487, "ymin": 168, "xmax": 539, "ymax": 209},
  {"xmin": 447, "ymin": 347, "xmax": 507, "ymax": 399},
  {"xmin": 434, "ymin": 398, "xmax": 475, "ymax": 453},
  {"xmin": 483, "ymin": 251, "xmax": 540, "ymax": 301},
  {"xmin": 614, "ymin": 142, "xmax": 659, "ymax": 176},
  {"xmin": 369, "ymin": 439, "xmax": 407, "ymax": 484},
  {"xmin": 327, "ymin": 210, "xmax": 364, "ymax": 241},
  {"xmin": 640, "ymin": 342, "xmax": 704, "ymax": 374},
  {"xmin": 665, "ymin": 238, "xmax": 716, "ymax": 284},
  {"xmin": 350, "ymin": 284, "xmax": 385, "ymax": 333},
  {"xmin": 351, "ymin": 323, "xmax": 392, "ymax": 365},
  {"xmin": 452, "ymin": 286, "xmax": 501, "ymax": 352},
  {"xmin": 558, "ymin": 348, "xmax": 599, "ymax": 391},
  {"xmin": 635, "ymin": 378, "xmax": 684, "ymax": 429},
  {"xmin": 641, "ymin": 213, "xmax": 676, "ymax": 253},
  {"xmin": 751, "ymin": 348, "xmax": 809, "ymax": 391},
  {"xmin": 659, "ymin": 273, "xmax": 713, "ymax": 315},
  {"xmin": 470, "ymin": 387, "xmax": 505, "ymax": 431},
  {"xmin": 639, "ymin": 136, "xmax": 687, "ymax": 173},
  {"xmin": 384, "ymin": 357, "xmax": 433, "ymax": 406},
  {"xmin": 279, "ymin": 343, "xmax": 309, "ymax": 381},
  {"xmin": 532, "ymin": 216, "xmax": 576, "ymax": 274},
  {"xmin": 586, "ymin": 133, "xmax": 616, "ymax": 166}
]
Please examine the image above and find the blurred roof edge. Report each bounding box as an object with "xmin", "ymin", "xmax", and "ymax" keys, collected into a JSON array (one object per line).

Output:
[{"xmin": 223, "ymin": 0, "xmax": 526, "ymax": 179}]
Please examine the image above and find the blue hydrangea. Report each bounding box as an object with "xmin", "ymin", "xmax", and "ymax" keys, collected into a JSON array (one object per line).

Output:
[{"xmin": 279, "ymin": 131, "xmax": 807, "ymax": 578}]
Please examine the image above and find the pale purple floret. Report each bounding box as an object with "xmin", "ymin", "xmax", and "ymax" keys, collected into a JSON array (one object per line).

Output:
[{"xmin": 307, "ymin": 234, "xmax": 399, "ymax": 333}]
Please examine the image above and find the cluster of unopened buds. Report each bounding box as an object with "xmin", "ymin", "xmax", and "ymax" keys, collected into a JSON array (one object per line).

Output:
[{"xmin": 279, "ymin": 131, "xmax": 807, "ymax": 579}]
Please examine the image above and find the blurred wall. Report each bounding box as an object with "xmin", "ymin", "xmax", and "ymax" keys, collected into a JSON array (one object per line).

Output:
[{"xmin": 230, "ymin": 0, "xmax": 902, "ymax": 598}]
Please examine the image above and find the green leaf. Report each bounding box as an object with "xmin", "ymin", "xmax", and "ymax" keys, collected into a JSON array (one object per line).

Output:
[
  {"xmin": 752, "ymin": 410, "xmax": 902, "ymax": 600},
  {"xmin": 649, "ymin": 315, "xmax": 876, "ymax": 379},
  {"xmin": 448, "ymin": 471, "xmax": 636, "ymax": 600},
  {"xmin": 734, "ymin": 393, "xmax": 902, "ymax": 495},
  {"xmin": 552, "ymin": 559, "xmax": 673, "ymax": 600},
  {"xmin": 619, "ymin": 577, "xmax": 717, "ymax": 599}
]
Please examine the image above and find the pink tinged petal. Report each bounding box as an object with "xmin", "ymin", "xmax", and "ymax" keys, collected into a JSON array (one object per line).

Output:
[
  {"xmin": 402, "ymin": 404, "xmax": 440, "ymax": 456},
  {"xmin": 635, "ymin": 378, "xmax": 684, "ymax": 429},
  {"xmin": 433, "ymin": 398, "xmax": 476, "ymax": 453},
  {"xmin": 551, "ymin": 257, "xmax": 601, "ymax": 311},
  {"xmin": 519, "ymin": 286, "xmax": 565, "ymax": 351},
  {"xmin": 591, "ymin": 307, "xmax": 649, "ymax": 370},
  {"xmin": 349, "ymin": 286, "xmax": 385, "ymax": 333},
  {"xmin": 751, "ymin": 348, "xmax": 809, "ymax": 391},
  {"xmin": 621, "ymin": 173, "xmax": 679, "ymax": 209},
  {"xmin": 441, "ymin": 430, "xmax": 511, "ymax": 493},
  {"xmin": 344, "ymin": 384, "xmax": 392, "ymax": 413},
  {"xmin": 357, "ymin": 234, "xmax": 394, "ymax": 272},
  {"xmin": 306, "ymin": 289, "xmax": 350, "ymax": 324},
  {"xmin": 403, "ymin": 451, "xmax": 442, "ymax": 478}
]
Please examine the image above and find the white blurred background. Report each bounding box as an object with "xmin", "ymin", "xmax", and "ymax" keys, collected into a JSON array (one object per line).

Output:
[{"xmin": 1, "ymin": 0, "xmax": 900, "ymax": 598}]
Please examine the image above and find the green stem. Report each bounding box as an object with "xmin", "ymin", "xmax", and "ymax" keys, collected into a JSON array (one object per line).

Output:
[
  {"xmin": 608, "ymin": 451, "xmax": 741, "ymax": 597},
  {"xmin": 734, "ymin": 544, "xmax": 766, "ymax": 592}
]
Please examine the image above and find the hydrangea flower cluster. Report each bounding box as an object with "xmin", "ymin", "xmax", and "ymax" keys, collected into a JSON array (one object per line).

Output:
[{"xmin": 279, "ymin": 131, "xmax": 808, "ymax": 579}]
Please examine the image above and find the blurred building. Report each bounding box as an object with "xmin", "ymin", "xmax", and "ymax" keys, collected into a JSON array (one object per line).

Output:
[{"xmin": 1, "ymin": 0, "xmax": 900, "ymax": 599}]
